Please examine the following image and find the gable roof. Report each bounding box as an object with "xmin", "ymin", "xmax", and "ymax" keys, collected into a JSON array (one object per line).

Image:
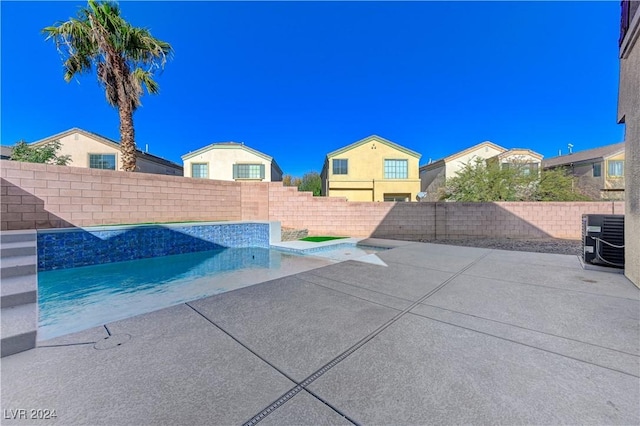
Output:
[
  {"xmin": 28, "ymin": 127, "xmax": 182, "ymax": 168},
  {"xmin": 420, "ymin": 141, "xmax": 506, "ymax": 171},
  {"xmin": 419, "ymin": 158, "xmax": 445, "ymax": 172},
  {"xmin": 31, "ymin": 127, "xmax": 121, "ymax": 150},
  {"xmin": 325, "ymin": 135, "xmax": 421, "ymax": 159},
  {"xmin": 181, "ymin": 141, "xmax": 282, "ymax": 174},
  {"xmin": 494, "ymin": 148, "xmax": 543, "ymax": 161},
  {"xmin": 442, "ymin": 141, "xmax": 506, "ymax": 162},
  {"xmin": 542, "ymin": 142, "xmax": 625, "ymax": 169},
  {"xmin": 182, "ymin": 141, "xmax": 270, "ymax": 161}
]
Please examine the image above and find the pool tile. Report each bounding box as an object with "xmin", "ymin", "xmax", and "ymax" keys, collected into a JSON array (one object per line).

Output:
[{"xmin": 37, "ymin": 222, "xmax": 270, "ymax": 271}]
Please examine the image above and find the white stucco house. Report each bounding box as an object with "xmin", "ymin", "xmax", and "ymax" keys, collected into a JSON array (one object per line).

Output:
[{"xmin": 181, "ymin": 142, "xmax": 283, "ymax": 182}]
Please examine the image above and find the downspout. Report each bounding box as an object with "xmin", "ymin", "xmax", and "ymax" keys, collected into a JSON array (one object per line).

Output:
[{"xmin": 372, "ymin": 179, "xmax": 375, "ymax": 201}]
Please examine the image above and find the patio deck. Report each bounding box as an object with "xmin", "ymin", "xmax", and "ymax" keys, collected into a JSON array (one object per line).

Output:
[{"xmin": 1, "ymin": 240, "xmax": 638, "ymax": 425}]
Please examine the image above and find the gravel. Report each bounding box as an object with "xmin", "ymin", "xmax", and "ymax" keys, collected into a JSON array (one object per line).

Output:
[{"xmin": 418, "ymin": 237, "xmax": 582, "ymax": 256}]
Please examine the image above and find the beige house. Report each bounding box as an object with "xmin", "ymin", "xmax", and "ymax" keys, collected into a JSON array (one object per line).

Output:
[
  {"xmin": 320, "ymin": 135, "xmax": 421, "ymax": 202},
  {"xmin": 20, "ymin": 128, "xmax": 183, "ymax": 175},
  {"xmin": 181, "ymin": 142, "xmax": 283, "ymax": 182},
  {"xmin": 489, "ymin": 148, "xmax": 543, "ymax": 174},
  {"xmin": 542, "ymin": 142, "xmax": 625, "ymax": 200},
  {"xmin": 420, "ymin": 141, "xmax": 543, "ymax": 201}
]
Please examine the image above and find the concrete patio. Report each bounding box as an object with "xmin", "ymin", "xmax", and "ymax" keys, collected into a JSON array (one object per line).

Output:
[{"xmin": 1, "ymin": 240, "xmax": 639, "ymax": 425}]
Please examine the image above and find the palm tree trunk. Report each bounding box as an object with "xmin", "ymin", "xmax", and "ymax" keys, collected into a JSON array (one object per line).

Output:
[{"xmin": 119, "ymin": 102, "xmax": 137, "ymax": 172}]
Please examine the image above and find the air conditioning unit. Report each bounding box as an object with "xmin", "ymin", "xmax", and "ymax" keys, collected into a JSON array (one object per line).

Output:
[{"xmin": 582, "ymin": 214, "xmax": 625, "ymax": 268}]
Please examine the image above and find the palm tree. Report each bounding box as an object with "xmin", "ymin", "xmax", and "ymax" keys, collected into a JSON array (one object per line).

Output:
[{"xmin": 43, "ymin": 0, "xmax": 172, "ymax": 171}]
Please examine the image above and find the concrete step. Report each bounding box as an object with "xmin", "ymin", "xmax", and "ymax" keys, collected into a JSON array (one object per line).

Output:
[
  {"xmin": 1, "ymin": 303, "xmax": 37, "ymax": 357},
  {"xmin": 0, "ymin": 230, "xmax": 36, "ymax": 244},
  {"xmin": 1, "ymin": 255, "xmax": 37, "ymax": 278},
  {"xmin": 0, "ymin": 240, "xmax": 36, "ymax": 257},
  {"xmin": 1, "ymin": 274, "xmax": 37, "ymax": 308}
]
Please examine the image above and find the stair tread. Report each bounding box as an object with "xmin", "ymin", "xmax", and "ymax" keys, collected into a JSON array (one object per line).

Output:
[
  {"xmin": 1, "ymin": 255, "xmax": 37, "ymax": 268},
  {"xmin": 0, "ymin": 241, "xmax": 36, "ymax": 258},
  {"xmin": 1, "ymin": 274, "xmax": 37, "ymax": 296},
  {"xmin": 0, "ymin": 230, "xmax": 36, "ymax": 244},
  {"xmin": 1, "ymin": 241, "xmax": 36, "ymax": 249},
  {"xmin": 1, "ymin": 303, "xmax": 37, "ymax": 337}
]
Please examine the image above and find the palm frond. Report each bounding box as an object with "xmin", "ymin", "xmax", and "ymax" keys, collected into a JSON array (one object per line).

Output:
[
  {"xmin": 43, "ymin": 0, "xmax": 173, "ymax": 171},
  {"xmin": 132, "ymin": 68, "xmax": 159, "ymax": 95}
]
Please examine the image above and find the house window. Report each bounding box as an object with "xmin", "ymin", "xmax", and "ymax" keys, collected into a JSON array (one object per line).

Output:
[
  {"xmin": 233, "ymin": 164, "xmax": 264, "ymax": 180},
  {"xmin": 89, "ymin": 154, "xmax": 116, "ymax": 170},
  {"xmin": 593, "ymin": 163, "xmax": 602, "ymax": 177},
  {"xmin": 191, "ymin": 163, "xmax": 208, "ymax": 178},
  {"xmin": 333, "ymin": 159, "xmax": 348, "ymax": 175},
  {"xmin": 384, "ymin": 193, "xmax": 410, "ymax": 202},
  {"xmin": 608, "ymin": 160, "xmax": 624, "ymax": 177},
  {"xmin": 384, "ymin": 159, "xmax": 408, "ymax": 179},
  {"xmin": 521, "ymin": 163, "xmax": 538, "ymax": 176},
  {"xmin": 502, "ymin": 162, "xmax": 538, "ymax": 176}
]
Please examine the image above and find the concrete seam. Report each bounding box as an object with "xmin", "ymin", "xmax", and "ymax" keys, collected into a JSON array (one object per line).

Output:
[
  {"xmin": 300, "ymin": 388, "xmax": 361, "ymax": 426},
  {"xmin": 301, "ymin": 273, "xmax": 414, "ymax": 304},
  {"xmin": 460, "ymin": 271, "xmax": 640, "ymax": 302},
  {"xmin": 243, "ymin": 250, "xmax": 493, "ymax": 424},
  {"xmin": 407, "ymin": 310, "xmax": 640, "ymax": 378},
  {"xmin": 419, "ymin": 302, "xmax": 640, "ymax": 358},
  {"xmin": 377, "ymin": 257, "xmax": 478, "ymax": 274},
  {"xmin": 301, "ymin": 279, "xmax": 406, "ymax": 313},
  {"xmin": 185, "ymin": 302, "xmax": 299, "ymax": 383},
  {"xmin": 185, "ymin": 303, "xmax": 359, "ymax": 426}
]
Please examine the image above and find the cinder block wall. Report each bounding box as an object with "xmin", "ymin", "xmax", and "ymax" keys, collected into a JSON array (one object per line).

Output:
[
  {"xmin": 440, "ymin": 202, "xmax": 624, "ymax": 240},
  {"xmin": 265, "ymin": 186, "xmax": 624, "ymax": 240},
  {"xmin": 265, "ymin": 184, "xmax": 436, "ymax": 240},
  {"xmin": 240, "ymin": 181, "xmax": 270, "ymax": 221},
  {"xmin": 1, "ymin": 161, "xmax": 241, "ymax": 230},
  {"xmin": 1, "ymin": 160, "xmax": 625, "ymax": 240}
]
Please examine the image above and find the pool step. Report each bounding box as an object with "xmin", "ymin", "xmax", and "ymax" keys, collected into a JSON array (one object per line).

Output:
[
  {"xmin": 0, "ymin": 303, "xmax": 37, "ymax": 358},
  {"xmin": 1, "ymin": 230, "xmax": 38, "ymax": 357},
  {"xmin": 0, "ymin": 230, "xmax": 36, "ymax": 244},
  {"xmin": 1, "ymin": 255, "xmax": 37, "ymax": 278},
  {"xmin": 1, "ymin": 274, "xmax": 37, "ymax": 308},
  {"xmin": 1, "ymin": 240, "xmax": 37, "ymax": 257}
]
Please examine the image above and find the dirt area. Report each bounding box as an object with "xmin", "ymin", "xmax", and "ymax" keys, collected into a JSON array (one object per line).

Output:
[
  {"xmin": 419, "ymin": 237, "xmax": 582, "ymax": 256},
  {"xmin": 281, "ymin": 228, "xmax": 309, "ymax": 241}
]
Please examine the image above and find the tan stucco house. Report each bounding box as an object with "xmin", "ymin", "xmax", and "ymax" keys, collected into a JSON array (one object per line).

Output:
[
  {"xmin": 181, "ymin": 142, "xmax": 283, "ymax": 182},
  {"xmin": 618, "ymin": 0, "xmax": 639, "ymax": 286},
  {"xmin": 320, "ymin": 135, "xmax": 421, "ymax": 202},
  {"xmin": 420, "ymin": 141, "xmax": 543, "ymax": 201},
  {"xmin": 542, "ymin": 142, "xmax": 626, "ymax": 200},
  {"xmin": 18, "ymin": 128, "xmax": 183, "ymax": 175}
]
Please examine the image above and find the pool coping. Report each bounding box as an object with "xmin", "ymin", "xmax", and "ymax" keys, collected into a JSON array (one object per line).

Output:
[
  {"xmin": 34, "ymin": 220, "xmax": 272, "ymax": 232},
  {"xmin": 270, "ymin": 237, "xmax": 414, "ymax": 255}
]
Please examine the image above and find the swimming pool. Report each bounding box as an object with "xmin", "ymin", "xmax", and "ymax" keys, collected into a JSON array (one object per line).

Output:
[{"xmin": 38, "ymin": 245, "xmax": 385, "ymax": 340}]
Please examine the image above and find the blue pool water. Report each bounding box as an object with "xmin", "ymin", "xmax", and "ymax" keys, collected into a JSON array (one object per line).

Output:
[
  {"xmin": 37, "ymin": 247, "xmax": 329, "ymax": 340},
  {"xmin": 38, "ymin": 244, "xmax": 387, "ymax": 340}
]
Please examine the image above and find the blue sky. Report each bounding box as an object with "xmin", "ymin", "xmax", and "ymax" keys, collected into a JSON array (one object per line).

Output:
[{"xmin": 1, "ymin": 1, "xmax": 624, "ymax": 177}]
